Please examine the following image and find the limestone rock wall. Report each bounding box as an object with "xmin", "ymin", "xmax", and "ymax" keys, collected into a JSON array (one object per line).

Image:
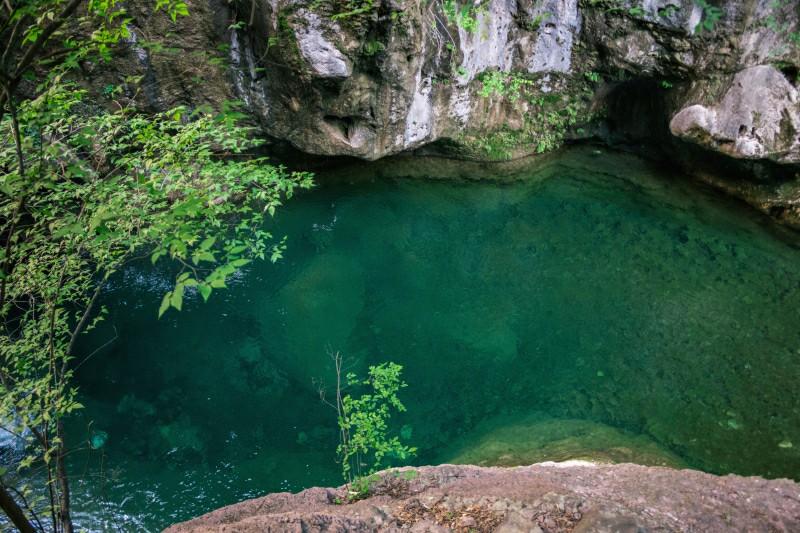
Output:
[
  {"xmin": 109, "ymin": 0, "xmax": 800, "ymax": 220},
  {"xmin": 226, "ymin": 0, "xmax": 593, "ymax": 159},
  {"xmin": 209, "ymin": 0, "xmax": 798, "ymax": 160},
  {"xmin": 114, "ymin": 1, "xmax": 800, "ymax": 160}
]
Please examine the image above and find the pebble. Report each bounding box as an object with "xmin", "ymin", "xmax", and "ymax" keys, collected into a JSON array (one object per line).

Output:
[{"xmin": 458, "ymin": 516, "xmax": 477, "ymax": 528}]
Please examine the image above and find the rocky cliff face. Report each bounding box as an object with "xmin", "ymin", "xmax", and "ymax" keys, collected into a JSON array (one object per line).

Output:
[
  {"xmin": 110, "ymin": 0, "xmax": 800, "ymax": 219},
  {"xmin": 227, "ymin": 0, "xmax": 800, "ymax": 160},
  {"xmin": 165, "ymin": 462, "xmax": 800, "ymax": 532}
]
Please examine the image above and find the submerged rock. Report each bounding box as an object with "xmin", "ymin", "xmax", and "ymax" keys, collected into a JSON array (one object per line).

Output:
[
  {"xmin": 442, "ymin": 415, "xmax": 686, "ymax": 468},
  {"xmin": 157, "ymin": 416, "xmax": 206, "ymax": 461},
  {"xmin": 165, "ymin": 462, "xmax": 800, "ymax": 532},
  {"xmin": 270, "ymin": 252, "xmax": 366, "ymax": 388}
]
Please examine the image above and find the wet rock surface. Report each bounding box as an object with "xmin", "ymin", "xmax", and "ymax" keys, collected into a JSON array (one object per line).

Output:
[{"xmin": 165, "ymin": 462, "xmax": 800, "ymax": 532}]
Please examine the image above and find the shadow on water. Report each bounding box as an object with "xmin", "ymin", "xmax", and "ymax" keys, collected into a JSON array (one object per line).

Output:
[{"xmin": 62, "ymin": 146, "xmax": 800, "ymax": 530}]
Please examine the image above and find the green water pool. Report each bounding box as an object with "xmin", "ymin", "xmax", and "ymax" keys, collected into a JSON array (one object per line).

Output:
[{"xmin": 66, "ymin": 147, "xmax": 800, "ymax": 530}]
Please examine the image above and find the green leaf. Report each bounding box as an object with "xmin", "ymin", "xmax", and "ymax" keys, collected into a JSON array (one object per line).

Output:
[
  {"xmin": 193, "ymin": 250, "xmax": 215, "ymax": 264},
  {"xmin": 198, "ymin": 283, "xmax": 212, "ymax": 302},
  {"xmin": 200, "ymin": 236, "xmax": 216, "ymax": 250},
  {"xmin": 171, "ymin": 283, "xmax": 184, "ymax": 311},
  {"xmin": 158, "ymin": 291, "xmax": 172, "ymax": 318},
  {"xmin": 151, "ymin": 249, "xmax": 166, "ymax": 265}
]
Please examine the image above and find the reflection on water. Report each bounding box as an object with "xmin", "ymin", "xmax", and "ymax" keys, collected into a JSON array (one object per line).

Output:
[{"xmin": 61, "ymin": 147, "xmax": 800, "ymax": 530}]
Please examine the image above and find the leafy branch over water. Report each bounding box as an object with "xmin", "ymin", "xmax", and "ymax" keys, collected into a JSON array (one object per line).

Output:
[{"xmin": 0, "ymin": 2, "xmax": 311, "ymax": 531}]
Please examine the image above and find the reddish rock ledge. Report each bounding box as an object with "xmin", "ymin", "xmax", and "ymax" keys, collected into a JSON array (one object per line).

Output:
[{"xmin": 165, "ymin": 462, "xmax": 800, "ymax": 532}]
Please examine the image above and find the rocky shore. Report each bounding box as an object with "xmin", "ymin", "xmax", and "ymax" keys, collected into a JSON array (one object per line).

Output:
[{"xmin": 165, "ymin": 462, "xmax": 800, "ymax": 532}]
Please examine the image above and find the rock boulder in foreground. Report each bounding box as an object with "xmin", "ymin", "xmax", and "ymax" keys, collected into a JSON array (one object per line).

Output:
[{"xmin": 165, "ymin": 462, "xmax": 800, "ymax": 532}]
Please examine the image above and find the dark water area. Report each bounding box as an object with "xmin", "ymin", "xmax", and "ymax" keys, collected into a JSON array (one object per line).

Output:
[{"xmin": 63, "ymin": 147, "xmax": 800, "ymax": 530}]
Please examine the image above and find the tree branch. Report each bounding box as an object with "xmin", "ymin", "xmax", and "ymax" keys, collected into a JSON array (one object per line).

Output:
[
  {"xmin": 12, "ymin": 0, "xmax": 83, "ymax": 80},
  {"xmin": 0, "ymin": 481, "xmax": 36, "ymax": 533},
  {"xmin": 66, "ymin": 281, "xmax": 104, "ymax": 359}
]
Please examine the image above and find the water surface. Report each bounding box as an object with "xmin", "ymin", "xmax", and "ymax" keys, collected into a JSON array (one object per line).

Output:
[{"xmin": 66, "ymin": 147, "xmax": 800, "ymax": 530}]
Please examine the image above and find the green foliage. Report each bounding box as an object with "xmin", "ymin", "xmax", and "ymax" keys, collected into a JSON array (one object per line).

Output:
[
  {"xmin": 464, "ymin": 87, "xmax": 589, "ymax": 160},
  {"xmin": 584, "ymin": 71, "xmax": 601, "ymax": 83},
  {"xmin": 0, "ymin": 85, "xmax": 312, "ymax": 525},
  {"xmin": 442, "ymin": 0, "xmax": 458, "ymax": 21},
  {"xmin": 442, "ymin": 0, "xmax": 485, "ymax": 33},
  {"xmin": 390, "ymin": 10, "xmax": 404, "ymax": 22},
  {"xmin": 0, "ymin": 1, "xmax": 312, "ymax": 530},
  {"xmin": 627, "ymin": 5, "xmax": 645, "ymax": 17},
  {"xmin": 362, "ymin": 40, "xmax": 386, "ymax": 56},
  {"xmin": 154, "ymin": 0, "xmax": 189, "ymax": 22},
  {"xmin": 762, "ymin": 0, "xmax": 800, "ymax": 57},
  {"xmin": 584, "ymin": 0, "xmax": 724, "ymax": 30},
  {"xmin": 332, "ymin": 360, "xmax": 416, "ymax": 495},
  {"xmin": 397, "ymin": 468, "xmax": 419, "ymax": 481},
  {"xmin": 456, "ymin": 4, "xmax": 480, "ymax": 33},
  {"xmin": 478, "ymin": 70, "xmax": 534, "ymax": 102},
  {"xmin": 347, "ymin": 473, "xmax": 381, "ymax": 500},
  {"xmin": 102, "ymin": 83, "xmax": 121, "ymax": 98},
  {"xmin": 657, "ymin": 5, "xmax": 679, "ymax": 18},
  {"xmin": 693, "ymin": 0, "xmax": 723, "ymax": 33},
  {"xmin": 331, "ymin": 0, "xmax": 375, "ymax": 21},
  {"xmin": 529, "ymin": 12, "xmax": 551, "ymax": 29}
]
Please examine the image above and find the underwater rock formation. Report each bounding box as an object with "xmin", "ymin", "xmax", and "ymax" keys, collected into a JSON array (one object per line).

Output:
[
  {"xmin": 165, "ymin": 462, "xmax": 800, "ymax": 532},
  {"xmin": 269, "ymin": 252, "xmax": 367, "ymax": 388},
  {"xmin": 441, "ymin": 415, "xmax": 686, "ymax": 468}
]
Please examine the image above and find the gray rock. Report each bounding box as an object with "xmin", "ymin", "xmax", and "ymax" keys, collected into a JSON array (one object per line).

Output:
[
  {"xmin": 671, "ymin": 66, "xmax": 800, "ymax": 163},
  {"xmin": 294, "ymin": 10, "xmax": 351, "ymax": 79},
  {"xmin": 527, "ymin": 0, "xmax": 581, "ymax": 73},
  {"xmin": 102, "ymin": 0, "xmax": 800, "ymax": 222}
]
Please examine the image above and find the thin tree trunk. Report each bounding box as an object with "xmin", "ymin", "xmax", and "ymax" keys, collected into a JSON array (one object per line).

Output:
[
  {"xmin": 0, "ymin": 483, "xmax": 36, "ymax": 533},
  {"xmin": 29, "ymin": 426, "xmax": 58, "ymax": 532},
  {"xmin": 0, "ymin": 88, "xmax": 25, "ymax": 311},
  {"xmin": 7, "ymin": 92, "xmax": 24, "ymax": 176},
  {"xmin": 55, "ymin": 421, "xmax": 73, "ymax": 533}
]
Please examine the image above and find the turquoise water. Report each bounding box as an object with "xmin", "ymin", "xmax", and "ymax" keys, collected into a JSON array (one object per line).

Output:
[{"xmin": 64, "ymin": 147, "xmax": 800, "ymax": 530}]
